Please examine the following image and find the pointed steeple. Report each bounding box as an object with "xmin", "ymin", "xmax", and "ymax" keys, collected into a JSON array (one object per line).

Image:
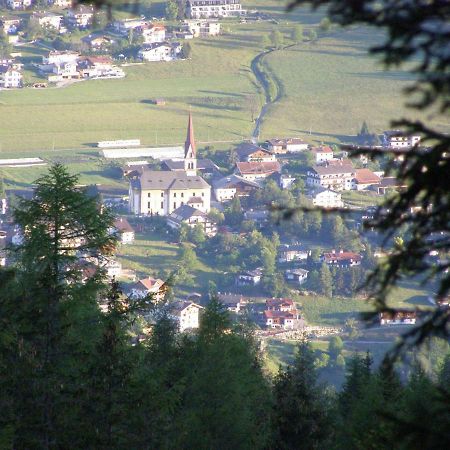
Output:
[
  {"xmin": 184, "ymin": 112, "xmax": 197, "ymax": 176},
  {"xmin": 185, "ymin": 111, "xmax": 196, "ymax": 158}
]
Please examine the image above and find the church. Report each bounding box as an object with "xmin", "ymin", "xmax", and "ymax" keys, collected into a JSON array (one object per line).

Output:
[{"xmin": 128, "ymin": 113, "xmax": 211, "ymax": 216}]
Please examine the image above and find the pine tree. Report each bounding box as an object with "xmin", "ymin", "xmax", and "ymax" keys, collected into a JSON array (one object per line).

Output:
[
  {"xmin": 319, "ymin": 263, "xmax": 333, "ymax": 297},
  {"xmin": 273, "ymin": 339, "xmax": 334, "ymax": 449}
]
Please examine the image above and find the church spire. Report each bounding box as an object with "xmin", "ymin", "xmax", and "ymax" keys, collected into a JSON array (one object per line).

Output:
[
  {"xmin": 185, "ymin": 111, "xmax": 196, "ymax": 158},
  {"xmin": 184, "ymin": 112, "xmax": 197, "ymax": 176}
]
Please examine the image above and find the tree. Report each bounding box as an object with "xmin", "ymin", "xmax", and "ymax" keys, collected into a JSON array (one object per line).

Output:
[
  {"xmin": 273, "ymin": 339, "xmax": 334, "ymax": 449},
  {"xmin": 260, "ymin": 34, "xmax": 271, "ymax": 49},
  {"xmin": 328, "ymin": 336, "xmax": 344, "ymax": 363},
  {"xmin": 181, "ymin": 42, "xmax": 191, "ymax": 59},
  {"xmin": 165, "ymin": 0, "xmax": 178, "ymax": 20},
  {"xmin": 319, "ymin": 263, "xmax": 333, "ymax": 297},
  {"xmin": 291, "ymin": 24, "xmax": 303, "ymax": 43},
  {"xmin": 307, "ymin": 29, "xmax": 317, "ymax": 42},
  {"xmin": 246, "ymin": 94, "xmax": 259, "ymax": 122},
  {"xmin": 319, "ymin": 17, "xmax": 331, "ymax": 33},
  {"xmin": 270, "ymin": 29, "xmax": 284, "ymax": 49}
]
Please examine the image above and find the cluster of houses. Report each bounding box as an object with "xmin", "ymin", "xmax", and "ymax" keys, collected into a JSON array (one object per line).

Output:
[
  {"xmin": 0, "ymin": 61, "xmax": 22, "ymax": 88},
  {"xmin": 38, "ymin": 50, "xmax": 124, "ymax": 82}
]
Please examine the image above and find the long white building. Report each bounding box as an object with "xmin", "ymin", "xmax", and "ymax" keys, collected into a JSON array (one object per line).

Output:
[{"xmin": 187, "ymin": 0, "xmax": 246, "ymax": 19}]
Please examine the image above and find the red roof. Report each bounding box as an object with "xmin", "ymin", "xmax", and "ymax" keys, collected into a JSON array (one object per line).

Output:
[
  {"xmin": 264, "ymin": 310, "xmax": 298, "ymax": 319},
  {"xmin": 266, "ymin": 298, "xmax": 294, "ymax": 309},
  {"xmin": 138, "ymin": 277, "xmax": 165, "ymax": 291},
  {"xmin": 114, "ymin": 217, "xmax": 134, "ymax": 233},
  {"xmin": 311, "ymin": 145, "xmax": 333, "ymax": 153},
  {"xmin": 354, "ymin": 168, "xmax": 381, "ymax": 184},
  {"xmin": 236, "ymin": 161, "xmax": 281, "ymax": 175},
  {"xmin": 322, "ymin": 251, "xmax": 362, "ymax": 263}
]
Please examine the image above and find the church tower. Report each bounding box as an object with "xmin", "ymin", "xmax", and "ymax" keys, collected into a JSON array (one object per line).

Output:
[{"xmin": 184, "ymin": 112, "xmax": 197, "ymax": 176}]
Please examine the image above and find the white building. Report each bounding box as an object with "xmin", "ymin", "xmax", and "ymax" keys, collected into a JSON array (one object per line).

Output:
[
  {"xmin": 169, "ymin": 300, "xmax": 203, "ymax": 332},
  {"xmin": 187, "ymin": 0, "xmax": 246, "ymax": 19},
  {"xmin": 112, "ymin": 217, "xmax": 135, "ymax": 244},
  {"xmin": 167, "ymin": 204, "xmax": 217, "ymax": 236},
  {"xmin": 128, "ymin": 114, "xmax": 211, "ymax": 216},
  {"xmin": 32, "ymin": 12, "xmax": 64, "ymax": 31},
  {"xmin": 138, "ymin": 42, "xmax": 182, "ymax": 61},
  {"xmin": 383, "ymin": 130, "xmax": 421, "ymax": 149},
  {"xmin": 129, "ymin": 277, "xmax": 166, "ymax": 302},
  {"xmin": 139, "ymin": 23, "xmax": 166, "ymax": 44},
  {"xmin": 311, "ymin": 145, "xmax": 334, "ymax": 164},
  {"xmin": 265, "ymin": 138, "xmax": 308, "ymax": 154},
  {"xmin": 308, "ymin": 187, "xmax": 344, "ymax": 208},
  {"xmin": 113, "ymin": 17, "xmax": 148, "ymax": 35},
  {"xmin": 0, "ymin": 65, "xmax": 22, "ymax": 88},
  {"xmin": 6, "ymin": 0, "xmax": 32, "ymax": 10},
  {"xmin": 52, "ymin": 0, "xmax": 73, "ymax": 7},
  {"xmin": 213, "ymin": 174, "xmax": 260, "ymax": 202},
  {"xmin": 183, "ymin": 19, "xmax": 220, "ymax": 37},
  {"xmin": 42, "ymin": 50, "xmax": 79, "ymax": 66},
  {"xmin": 306, "ymin": 163, "xmax": 355, "ymax": 191},
  {"xmin": 285, "ymin": 268, "xmax": 309, "ymax": 286},
  {"xmin": 66, "ymin": 5, "xmax": 94, "ymax": 29}
]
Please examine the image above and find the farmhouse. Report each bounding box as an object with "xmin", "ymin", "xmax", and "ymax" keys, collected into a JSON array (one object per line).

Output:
[
  {"xmin": 129, "ymin": 276, "xmax": 166, "ymax": 302},
  {"xmin": 168, "ymin": 301, "xmax": 203, "ymax": 332},
  {"xmin": 372, "ymin": 176, "xmax": 407, "ymax": 195},
  {"xmin": 112, "ymin": 217, "xmax": 135, "ymax": 244},
  {"xmin": 66, "ymin": 5, "xmax": 94, "ymax": 29},
  {"xmin": 113, "ymin": 17, "xmax": 148, "ymax": 35},
  {"xmin": 6, "ymin": 0, "xmax": 32, "ymax": 10},
  {"xmin": 128, "ymin": 114, "xmax": 211, "ymax": 216},
  {"xmin": 278, "ymin": 244, "xmax": 310, "ymax": 263},
  {"xmin": 307, "ymin": 187, "xmax": 344, "ymax": 208},
  {"xmin": 379, "ymin": 310, "xmax": 417, "ymax": 325},
  {"xmin": 183, "ymin": 19, "xmax": 220, "ymax": 37},
  {"xmin": 138, "ymin": 42, "xmax": 182, "ymax": 61},
  {"xmin": 213, "ymin": 174, "xmax": 260, "ymax": 202},
  {"xmin": 52, "ymin": 0, "xmax": 72, "ymax": 7},
  {"xmin": 310, "ymin": 145, "xmax": 334, "ymax": 164},
  {"xmin": 217, "ymin": 292, "xmax": 245, "ymax": 313},
  {"xmin": 0, "ymin": 64, "xmax": 22, "ymax": 88},
  {"xmin": 187, "ymin": 0, "xmax": 246, "ymax": 19},
  {"xmin": 265, "ymin": 138, "xmax": 308, "ymax": 153},
  {"xmin": 0, "ymin": 17, "xmax": 21, "ymax": 34},
  {"xmin": 352, "ymin": 168, "xmax": 381, "ymax": 191},
  {"xmin": 266, "ymin": 298, "xmax": 296, "ymax": 312},
  {"xmin": 321, "ymin": 250, "xmax": 362, "ymax": 267},
  {"xmin": 383, "ymin": 130, "xmax": 421, "ymax": 149},
  {"xmin": 32, "ymin": 12, "xmax": 64, "ymax": 31},
  {"xmin": 167, "ymin": 204, "xmax": 217, "ymax": 236},
  {"xmin": 306, "ymin": 163, "xmax": 355, "ymax": 191},
  {"xmin": 237, "ymin": 268, "xmax": 263, "ymax": 286},
  {"xmin": 235, "ymin": 143, "xmax": 276, "ymax": 162},
  {"xmin": 285, "ymin": 268, "xmax": 309, "ymax": 285},
  {"xmin": 264, "ymin": 298, "xmax": 303, "ymax": 330},
  {"xmin": 139, "ymin": 23, "xmax": 166, "ymax": 43},
  {"xmin": 235, "ymin": 161, "xmax": 281, "ymax": 182},
  {"xmin": 82, "ymin": 34, "xmax": 115, "ymax": 50}
]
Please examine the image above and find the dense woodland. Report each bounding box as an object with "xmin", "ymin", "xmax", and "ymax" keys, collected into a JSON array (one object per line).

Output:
[{"xmin": 0, "ymin": 165, "xmax": 449, "ymax": 449}]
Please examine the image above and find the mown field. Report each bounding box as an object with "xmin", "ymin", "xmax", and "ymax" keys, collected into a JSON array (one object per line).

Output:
[{"xmin": 1, "ymin": 0, "xmax": 442, "ymax": 155}]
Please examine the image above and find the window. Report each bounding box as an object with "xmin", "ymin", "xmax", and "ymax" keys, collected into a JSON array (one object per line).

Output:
[
  {"xmin": 148, "ymin": 202, "xmax": 151, "ymax": 208},
  {"xmin": 202, "ymin": 192, "xmax": 204, "ymax": 197},
  {"xmin": 147, "ymin": 193, "xmax": 151, "ymax": 198},
  {"xmin": 193, "ymin": 192, "xmax": 196, "ymax": 197},
  {"xmin": 161, "ymin": 201, "xmax": 164, "ymax": 209},
  {"xmin": 174, "ymin": 193, "xmax": 177, "ymax": 198},
  {"xmin": 173, "ymin": 202, "xmax": 176, "ymax": 209},
  {"xmin": 181, "ymin": 192, "xmax": 184, "ymax": 198},
  {"xmin": 161, "ymin": 192, "xmax": 164, "ymax": 197}
]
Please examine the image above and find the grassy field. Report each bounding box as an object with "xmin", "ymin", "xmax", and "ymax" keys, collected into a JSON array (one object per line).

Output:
[{"xmin": 2, "ymin": 1, "xmax": 446, "ymax": 156}]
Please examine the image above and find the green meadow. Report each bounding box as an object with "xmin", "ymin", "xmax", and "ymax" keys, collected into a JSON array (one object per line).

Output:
[{"xmin": 1, "ymin": 0, "xmax": 443, "ymax": 156}]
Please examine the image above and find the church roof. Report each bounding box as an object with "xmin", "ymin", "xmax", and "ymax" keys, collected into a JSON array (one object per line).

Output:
[
  {"xmin": 131, "ymin": 169, "xmax": 210, "ymax": 190},
  {"xmin": 185, "ymin": 112, "xmax": 196, "ymax": 158}
]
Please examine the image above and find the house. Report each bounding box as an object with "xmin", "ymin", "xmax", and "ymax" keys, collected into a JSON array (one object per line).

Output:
[
  {"xmin": 183, "ymin": 19, "xmax": 220, "ymax": 37},
  {"xmin": 138, "ymin": 23, "xmax": 166, "ymax": 44},
  {"xmin": 0, "ymin": 17, "xmax": 21, "ymax": 34},
  {"xmin": 113, "ymin": 17, "xmax": 148, "ymax": 35},
  {"xmin": 138, "ymin": 42, "xmax": 182, "ymax": 61},
  {"xmin": 129, "ymin": 276, "xmax": 166, "ymax": 302},
  {"xmin": 310, "ymin": 145, "xmax": 334, "ymax": 164},
  {"xmin": 383, "ymin": 130, "xmax": 421, "ymax": 149},
  {"xmin": 6, "ymin": 0, "xmax": 32, "ymax": 10},
  {"xmin": 285, "ymin": 268, "xmax": 309, "ymax": 285},
  {"xmin": 321, "ymin": 250, "xmax": 362, "ymax": 267},
  {"xmin": 235, "ymin": 161, "xmax": 281, "ymax": 182},
  {"xmin": 167, "ymin": 204, "xmax": 217, "ymax": 236},
  {"xmin": 352, "ymin": 168, "xmax": 381, "ymax": 191},
  {"xmin": 306, "ymin": 162, "xmax": 356, "ymax": 191},
  {"xmin": 277, "ymin": 244, "xmax": 310, "ymax": 263},
  {"xmin": 235, "ymin": 143, "xmax": 276, "ymax": 162},
  {"xmin": 277, "ymin": 173, "xmax": 296, "ymax": 189},
  {"xmin": 264, "ymin": 310, "xmax": 302, "ymax": 329},
  {"xmin": 128, "ymin": 114, "xmax": 212, "ymax": 216},
  {"xmin": 42, "ymin": 50, "xmax": 79, "ymax": 67},
  {"xmin": 168, "ymin": 300, "xmax": 203, "ymax": 332},
  {"xmin": 217, "ymin": 292, "xmax": 245, "ymax": 313},
  {"xmin": 266, "ymin": 297, "xmax": 296, "ymax": 312},
  {"xmin": 0, "ymin": 65, "xmax": 22, "ymax": 88},
  {"xmin": 104, "ymin": 258, "xmax": 122, "ymax": 279},
  {"xmin": 32, "ymin": 12, "xmax": 64, "ymax": 31},
  {"xmin": 307, "ymin": 187, "xmax": 344, "ymax": 208},
  {"xmin": 187, "ymin": 0, "xmax": 246, "ymax": 19},
  {"xmin": 48, "ymin": 60, "xmax": 79, "ymax": 81},
  {"xmin": 379, "ymin": 310, "xmax": 417, "ymax": 325},
  {"xmin": 371, "ymin": 176, "xmax": 407, "ymax": 195},
  {"xmin": 78, "ymin": 56, "xmax": 124, "ymax": 78},
  {"xmin": 213, "ymin": 174, "xmax": 260, "ymax": 202},
  {"xmin": 112, "ymin": 217, "xmax": 135, "ymax": 244},
  {"xmin": 265, "ymin": 138, "xmax": 308, "ymax": 154},
  {"xmin": 237, "ymin": 268, "xmax": 263, "ymax": 286},
  {"xmin": 52, "ymin": 0, "xmax": 73, "ymax": 8},
  {"xmin": 83, "ymin": 34, "xmax": 115, "ymax": 50},
  {"xmin": 66, "ymin": 5, "xmax": 94, "ymax": 29}
]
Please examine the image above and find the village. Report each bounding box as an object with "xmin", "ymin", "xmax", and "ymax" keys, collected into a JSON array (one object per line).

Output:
[
  {"xmin": 0, "ymin": 0, "xmax": 249, "ymax": 88},
  {"xmin": 1, "ymin": 109, "xmax": 437, "ymax": 343}
]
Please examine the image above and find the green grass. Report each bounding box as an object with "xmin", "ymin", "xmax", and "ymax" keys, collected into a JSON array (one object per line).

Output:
[{"xmin": 342, "ymin": 190, "xmax": 385, "ymax": 208}]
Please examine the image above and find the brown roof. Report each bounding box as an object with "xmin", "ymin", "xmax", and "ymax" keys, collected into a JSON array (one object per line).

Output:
[
  {"xmin": 322, "ymin": 251, "xmax": 362, "ymax": 263},
  {"xmin": 354, "ymin": 168, "xmax": 381, "ymax": 184},
  {"xmin": 312, "ymin": 164, "xmax": 355, "ymax": 176},
  {"xmin": 138, "ymin": 277, "xmax": 165, "ymax": 291},
  {"xmin": 266, "ymin": 298, "xmax": 294, "ymax": 308},
  {"xmin": 236, "ymin": 161, "xmax": 281, "ymax": 175},
  {"xmin": 311, "ymin": 145, "xmax": 333, "ymax": 153},
  {"xmin": 86, "ymin": 56, "xmax": 113, "ymax": 65},
  {"xmin": 267, "ymin": 138, "xmax": 307, "ymax": 146},
  {"xmin": 114, "ymin": 217, "xmax": 134, "ymax": 233},
  {"xmin": 264, "ymin": 310, "xmax": 298, "ymax": 319}
]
